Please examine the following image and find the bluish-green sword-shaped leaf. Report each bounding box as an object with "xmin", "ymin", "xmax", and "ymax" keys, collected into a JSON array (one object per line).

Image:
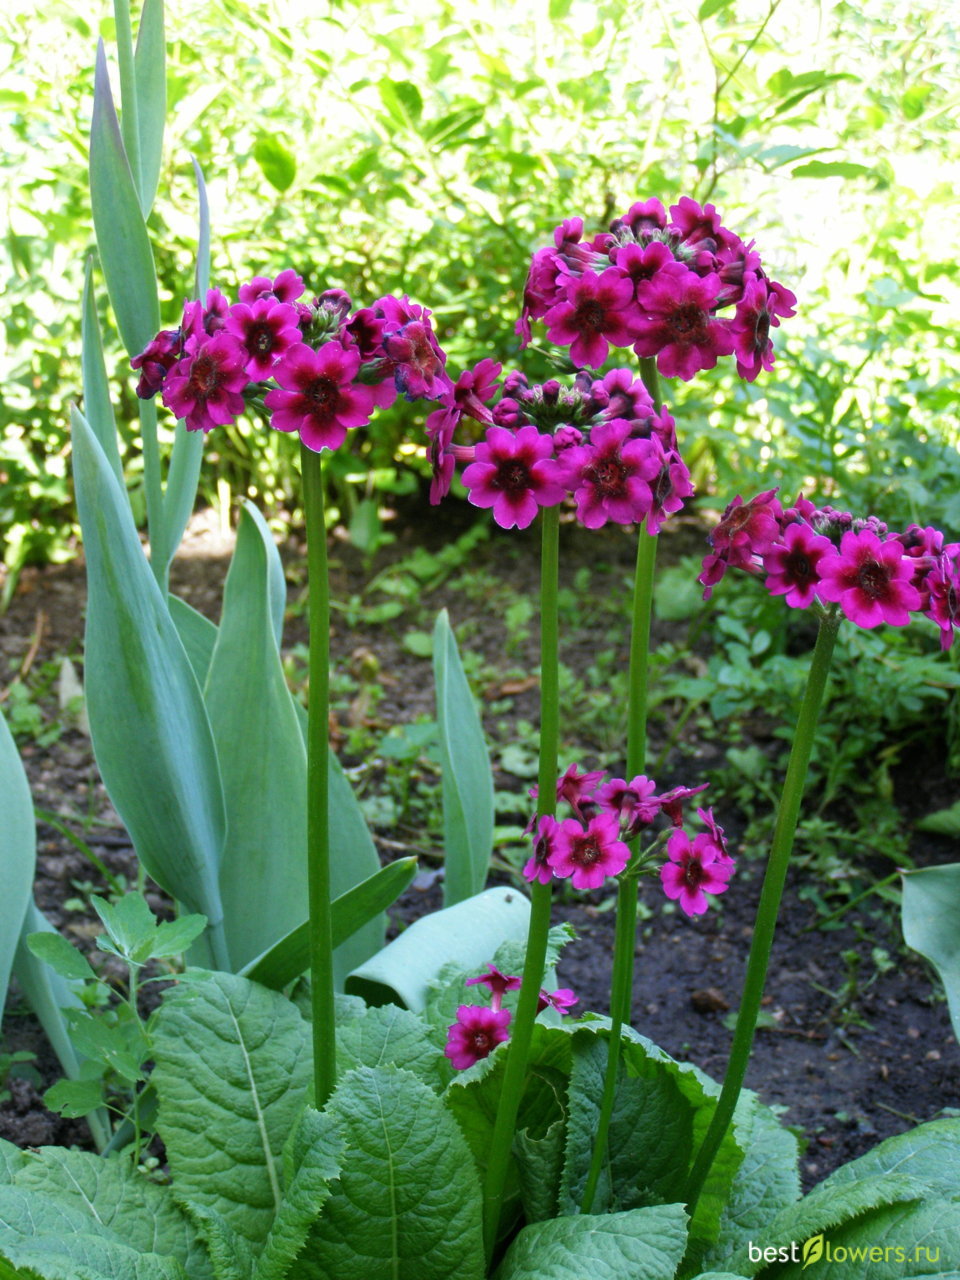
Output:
[
  {"xmin": 90, "ymin": 40, "xmax": 159, "ymax": 357},
  {"xmin": 902, "ymin": 862, "xmax": 960, "ymax": 1042},
  {"xmin": 433, "ymin": 609, "xmax": 493, "ymax": 906},
  {"xmin": 71, "ymin": 405, "xmax": 228, "ymax": 964},
  {"xmin": 0, "ymin": 707, "xmax": 36, "ymax": 1022},
  {"xmin": 168, "ymin": 595, "xmax": 218, "ymax": 688},
  {"xmin": 203, "ymin": 503, "xmax": 309, "ymax": 971},
  {"xmin": 80, "ymin": 257, "xmax": 123, "ymax": 487},
  {"xmin": 133, "ymin": 0, "xmax": 165, "ymax": 216}
]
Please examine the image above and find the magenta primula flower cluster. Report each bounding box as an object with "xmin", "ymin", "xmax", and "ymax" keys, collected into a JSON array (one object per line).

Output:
[
  {"xmin": 427, "ymin": 365, "xmax": 693, "ymax": 532},
  {"xmin": 444, "ymin": 963, "xmax": 577, "ymax": 1071},
  {"xmin": 700, "ymin": 490, "xmax": 960, "ymax": 644},
  {"xmin": 521, "ymin": 763, "xmax": 735, "ymax": 917},
  {"xmin": 131, "ymin": 270, "xmax": 452, "ymax": 450},
  {"xmin": 517, "ymin": 196, "xmax": 796, "ymax": 381}
]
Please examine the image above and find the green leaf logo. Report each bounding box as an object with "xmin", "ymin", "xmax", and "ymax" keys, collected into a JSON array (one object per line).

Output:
[{"xmin": 802, "ymin": 1234, "xmax": 825, "ymax": 1269}]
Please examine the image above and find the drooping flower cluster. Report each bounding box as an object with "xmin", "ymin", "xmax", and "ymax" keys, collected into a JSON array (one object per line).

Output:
[
  {"xmin": 443, "ymin": 963, "xmax": 577, "ymax": 1071},
  {"xmin": 517, "ymin": 197, "xmax": 796, "ymax": 382},
  {"xmin": 426, "ymin": 366, "xmax": 694, "ymax": 532},
  {"xmin": 522, "ymin": 765, "xmax": 734, "ymax": 916},
  {"xmin": 131, "ymin": 271, "xmax": 452, "ymax": 452},
  {"xmin": 699, "ymin": 491, "xmax": 960, "ymax": 644}
]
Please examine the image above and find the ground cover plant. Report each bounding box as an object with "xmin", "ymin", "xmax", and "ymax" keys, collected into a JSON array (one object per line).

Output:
[{"xmin": 2, "ymin": 3, "xmax": 960, "ymax": 1279}]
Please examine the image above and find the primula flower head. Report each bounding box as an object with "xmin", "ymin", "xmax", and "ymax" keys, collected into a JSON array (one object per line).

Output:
[
  {"xmin": 444, "ymin": 1004, "xmax": 511, "ymax": 1070},
  {"xmin": 633, "ymin": 271, "xmax": 735, "ymax": 380},
  {"xmin": 462, "ymin": 425, "xmax": 564, "ymax": 530},
  {"xmin": 656, "ymin": 782, "xmax": 710, "ymax": 827},
  {"xmin": 547, "ymin": 813, "xmax": 630, "ymax": 890},
  {"xmin": 660, "ymin": 829, "xmax": 734, "ymax": 917},
  {"xmin": 731, "ymin": 274, "xmax": 797, "ymax": 381},
  {"xmin": 818, "ymin": 529, "xmax": 922, "ymax": 628}
]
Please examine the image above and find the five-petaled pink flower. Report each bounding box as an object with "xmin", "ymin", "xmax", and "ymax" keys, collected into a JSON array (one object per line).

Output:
[
  {"xmin": 543, "ymin": 267, "xmax": 638, "ymax": 368},
  {"xmin": 562, "ymin": 419, "xmax": 661, "ymax": 530},
  {"xmin": 465, "ymin": 965, "xmax": 521, "ymax": 1010},
  {"xmin": 634, "ymin": 271, "xmax": 736, "ymax": 380},
  {"xmin": 817, "ymin": 530, "xmax": 922, "ymax": 628},
  {"xmin": 462, "ymin": 425, "xmax": 565, "ymax": 529},
  {"xmin": 762, "ymin": 521, "xmax": 834, "ymax": 609},
  {"xmin": 547, "ymin": 813, "xmax": 630, "ymax": 890},
  {"xmin": 161, "ymin": 332, "xmax": 248, "ymax": 433},
  {"xmin": 660, "ymin": 829, "xmax": 734, "ymax": 916},
  {"xmin": 444, "ymin": 1004, "xmax": 511, "ymax": 1070},
  {"xmin": 226, "ymin": 298, "xmax": 302, "ymax": 380},
  {"xmin": 264, "ymin": 341, "xmax": 384, "ymax": 453}
]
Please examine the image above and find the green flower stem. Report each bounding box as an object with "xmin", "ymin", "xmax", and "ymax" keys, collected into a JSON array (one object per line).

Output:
[
  {"xmin": 139, "ymin": 397, "xmax": 167, "ymax": 592},
  {"xmin": 579, "ymin": 356, "xmax": 663, "ymax": 1214},
  {"xmin": 482, "ymin": 505, "xmax": 560, "ymax": 1264},
  {"xmin": 684, "ymin": 610, "xmax": 841, "ymax": 1217},
  {"xmin": 301, "ymin": 443, "xmax": 336, "ymax": 1109}
]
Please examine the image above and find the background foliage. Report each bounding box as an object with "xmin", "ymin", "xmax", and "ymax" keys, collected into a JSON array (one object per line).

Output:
[{"xmin": 2, "ymin": 0, "xmax": 960, "ymax": 593}]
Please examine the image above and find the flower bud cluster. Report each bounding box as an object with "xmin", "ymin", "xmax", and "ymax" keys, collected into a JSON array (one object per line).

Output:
[
  {"xmin": 131, "ymin": 271, "xmax": 453, "ymax": 452},
  {"xmin": 522, "ymin": 765, "xmax": 735, "ymax": 916},
  {"xmin": 700, "ymin": 491, "xmax": 960, "ymax": 643},
  {"xmin": 517, "ymin": 197, "xmax": 796, "ymax": 381}
]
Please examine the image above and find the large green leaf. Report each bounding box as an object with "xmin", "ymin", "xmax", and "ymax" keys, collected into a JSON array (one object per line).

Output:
[
  {"xmin": 433, "ymin": 609, "xmax": 493, "ymax": 906},
  {"xmin": 133, "ymin": 0, "xmax": 165, "ymax": 216},
  {"xmin": 0, "ymin": 1186, "xmax": 187, "ymax": 1279},
  {"xmin": 241, "ymin": 858, "xmax": 418, "ymax": 990},
  {"xmin": 72, "ymin": 406, "xmax": 227, "ymax": 958},
  {"xmin": 80, "ymin": 258, "xmax": 122, "ymax": 486},
  {"xmin": 204, "ymin": 504, "xmax": 309, "ymax": 971},
  {"xmin": 12, "ymin": 1148, "xmax": 212, "ymax": 1279},
  {"xmin": 253, "ymin": 1107, "xmax": 342, "ymax": 1280},
  {"xmin": 345, "ymin": 886, "xmax": 530, "ymax": 1009},
  {"xmin": 822, "ymin": 1119, "xmax": 960, "ymax": 1198},
  {"xmin": 335, "ymin": 1002, "xmax": 446, "ymax": 1091},
  {"xmin": 89, "ymin": 41, "xmax": 159, "ymax": 356},
  {"xmin": 168, "ymin": 595, "xmax": 218, "ymax": 687},
  {"xmin": 902, "ymin": 863, "xmax": 960, "ymax": 1042},
  {"xmin": 298, "ymin": 1066, "xmax": 486, "ymax": 1280},
  {"xmin": 494, "ymin": 1202, "xmax": 689, "ymax": 1280},
  {"xmin": 150, "ymin": 970, "xmax": 311, "ymax": 1250},
  {"xmin": 0, "ymin": 707, "xmax": 35, "ymax": 1021}
]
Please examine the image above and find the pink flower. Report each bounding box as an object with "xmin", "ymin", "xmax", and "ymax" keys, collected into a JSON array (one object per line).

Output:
[
  {"xmin": 647, "ymin": 438, "xmax": 695, "ymax": 535},
  {"xmin": 596, "ymin": 775, "xmax": 660, "ymax": 834},
  {"xmin": 537, "ymin": 988, "xmax": 578, "ymax": 1015},
  {"xmin": 264, "ymin": 341, "xmax": 380, "ymax": 453},
  {"xmin": 465, "ymin": 964, "xmax": 521, "ymax": 1011},
  {"xmin": 161, "ymin": 331, "xmax": 248, "ymax": 432},
  {"xmin": 924, "ymin": 555, "xmax": 960, "ymax": 650},
  {"xmin": 698, "ymin": 488, "xmax": 784, "ymax": 596},
  {"xmin": 762, "ymin": 521, "xmax": 835, "ymax": 609},
  {"xmin": 731, "ymin": 274, "xmax": 797, "ymax": 381},
  {"xmin": 656, "ymin": 783, "xmax": 710, "ymax": 827},
  {"xmin": 523, "ymin": 814, "xmax": 560, "ymax": 885},
  {"xmin": 634, "ymin": 271, "xmax": 735, "ymax": 380},
  {"xmin": 547, "ymin": 813, "xmax": 630, "ymax": 890},
  {"xmin": 462, "ymin": 425, "xmax": 565, "ymax": 530},
  {"xmin": 562, "ymin": 419, "xmax": 661, "ymax": 530},
  {"xmin": 131, "ymin": 328, "xmax": 182, "ymax": 399},
  {"xmin": 555, "ymin": 762, "xmax": 605, "ymax": 816},
  {"xmin": 543, "ymin": 267, "xmax": 638, "ymax": 368},
  {"xmin": 225, "ymin": 298, "xmax": 302, "ymax": 380},
  {"xmin": 817, "ymin": 529, "xmax": 922, "ymax": 628},
  {"xmin": 660, "ymin": 829, "xmax": 734, "ymax": 916},
  {"xmin": 238, "ymin": 268, "xmax": 305, "ymax": 305},
  {"xmin": 444, "ymin": 1004, "xmax": 511, "ymax": 1070}
]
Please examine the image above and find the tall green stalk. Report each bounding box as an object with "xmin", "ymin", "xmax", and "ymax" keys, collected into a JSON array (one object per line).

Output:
[
  {"xmin": 482, "ymin": 505, "xmax": 560, "ymax": 1263},
  {"xmin": 301, "ymin": 444, "xmax": 336, "ymax": 1109},
  {"xmin": 684, "ymin": 609, "xmax": 841, "ymax": 1217},
  {"xmin": 580, "ymin": 357, "xmax": 662, "ymax": 1213}
]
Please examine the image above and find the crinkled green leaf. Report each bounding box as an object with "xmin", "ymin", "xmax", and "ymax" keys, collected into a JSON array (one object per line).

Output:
[
  {"xmin": 298, "ymin": 1067, "xmax": 485, "ymax": 1280},
  {"xmin": 71, "ymin": 405, "xmax": 226, "ymax": 943},
  {"xmin": 254, "ymin": 1107, "xmax": 343, "ymax": 1280},
  {"xmin": 725, "ymin": 1171, "xmax": 931, "ymax": 1276},
  {"xmin": 0, "ymin": 1142, "xmax": 26, "ymax": 1185},
  {"xmin": 204, "ymin": 504, "xmax": 308, "ymax": 970},
  {"xmin": 433, "ymin": 609, "xmax": 493, "ymax": 906},
  {"xmin": 89, "ymin": 42, "xmax": 159, "ymax": 355},
  {"xmin": 150, "ymin": 970, "xmax": 310, "ymax": 1249},
  {"xmin": 514, "ymin": 1117, "xmax": 565, "ymax": 1222},
  {"xmin": 0, "ymin": 707, "xmax": 35, "ymax": 1021},
  {"xmin": 335, "ymin": 1002, "xmax": 445, "ymax": 1091},
  {"xmin": 133, "ymin": 0, "xmax": 165, "ymax": 215},
  {"xmin": 559, "ymin": 1029, "xmax": 693, "ymax": 1215},
  {"xmin": 12, "ymin": 1147, "xmax": 212, "ymax": 1279},
  {"xmin": 823, "ymin": 1118, "xmax": 960, "ymax": 1197},
  {"xmin": 0, "ymin": 1186, "xmax": 187, "ymax": 1279},
  {"xmin": 241, "ymin": 858, "xmax": 417, "ymax": 990},
  {"xmin": 494, "ymin": 1202, "xmax": 689, "ymax": 1280},
  {"xmin": 902, "ymin": 864, "xmax": 960, "ymax": 1042}
]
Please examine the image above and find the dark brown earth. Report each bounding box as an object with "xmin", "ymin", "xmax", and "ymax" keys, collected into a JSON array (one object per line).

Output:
[{"xmin": 1, "ymin": 501, "xmax": 957, "ymax": 1189}]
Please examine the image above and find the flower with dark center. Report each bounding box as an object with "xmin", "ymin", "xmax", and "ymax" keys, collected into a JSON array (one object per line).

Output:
[
  {"xmin": 547, "ymin": 813, "xmax": 630, "ymax": 890},
  {"xmin": 461, "ymin": 425, "xmax": 564, "ymax": 530},
  {"xmin": 444, "ymin": 1005, "xmax": 511, "ymax": 1070},
  {"xmin": 731, "ymin": 273, "xmax": 797, "ymax": 381},
  {"xmin": 818, "ymin": 529, "xmax": 922, "ymax": 628},
  {"xmin": 161, "ymin": 332, "xmax": 248, "ymax": 432},
  {"xmin": 543, "ymin": 267, "xmax": 638, "ymax": 368},
  {"xmin": 225, "ymin": 298, "xmax": 301, "ymax": 380},
  {"xmin": 762, "ymin": 521, "xmax": 834, "ymax": 609},
  {"xmin": 634, "ymin": 270, "xmax": 735, "ymax": 380},
  {"xmin": 660, "ymin": 829, "xmax": 734, "ymax": 917},
  {"xmin": 264, "ymin": 340, "xmax": 382, "ymax": 453},
  {"xmin": 562, "ymin": 419, "xmax": 661, "ymax": 529}
]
